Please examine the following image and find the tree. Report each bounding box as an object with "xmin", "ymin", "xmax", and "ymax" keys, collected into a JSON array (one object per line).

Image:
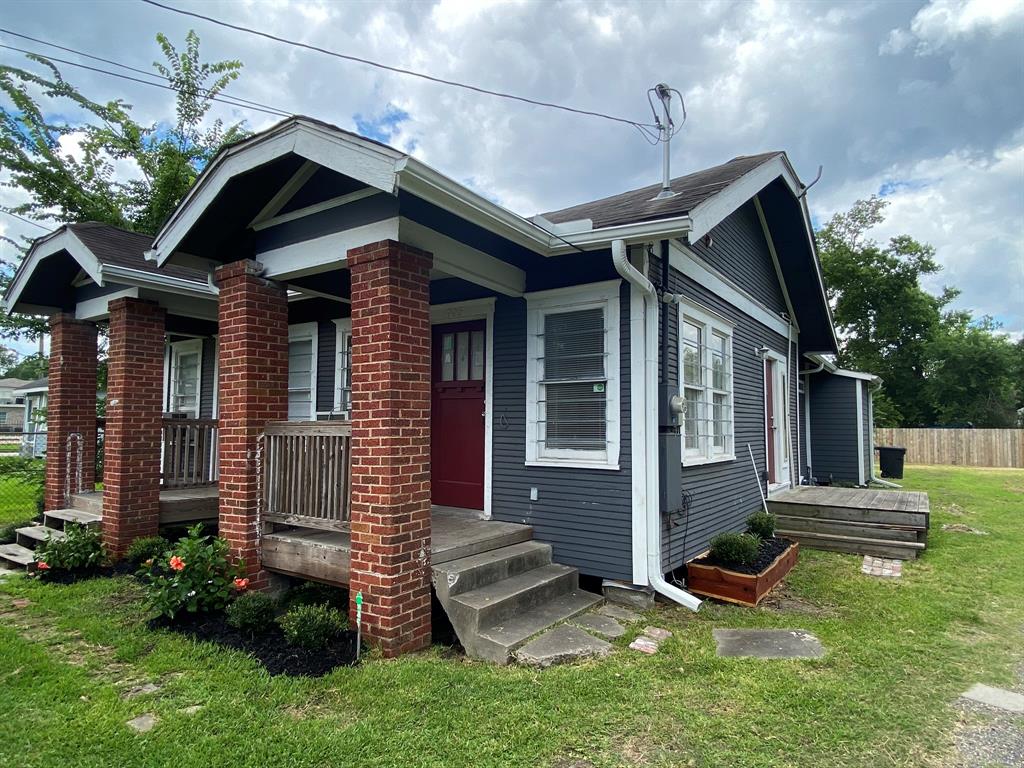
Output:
[
  {"xmin": 1, "ymin": 352, "xmax": 48, "ymax": 380},
  {"xmin": 0, "ymin": 31, "xmax": 248, "ymax": 343}
]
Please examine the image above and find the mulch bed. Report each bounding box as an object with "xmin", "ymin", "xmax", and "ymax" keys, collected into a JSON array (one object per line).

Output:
[
  {"xmin": 32, "ymin": 560, "xmax": 137, "ymax": 584},
  {"xmin": 150, "ymin": 612, "xmax": 359, "ymax": 677},
  {"xmin": 691, "ymin": 536, "xmax": 795, "ymax": 575}
]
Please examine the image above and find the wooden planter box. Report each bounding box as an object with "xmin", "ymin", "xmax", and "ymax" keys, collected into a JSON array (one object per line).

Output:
[{"xmin": 686, "ymin": 541, "xmax": 799, "ymax": 607}]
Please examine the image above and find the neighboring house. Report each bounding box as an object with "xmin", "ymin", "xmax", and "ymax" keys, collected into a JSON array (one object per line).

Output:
[
  {"xmin": 12, "ymin": 377, "xmax": 48, "ymax": 457},
  {"xmin": 5, "ymin": 116, "xmax": 851, "ymax": 659},
  {"xmin": 802, "ymin": 357, "xmax": 880, "ymax": 486},
  {"xmin": 0, "ymin": 376, "xmax": 29, "ymax": 434}
]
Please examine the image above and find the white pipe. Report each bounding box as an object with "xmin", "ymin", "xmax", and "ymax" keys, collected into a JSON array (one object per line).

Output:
[
  {"xmin": 866, "ymin": 378, "xmax": 901, "ymax": 488},
  {"xmin": 612, "ymin": 239, "xmax": 702, "ymax": 612},
  {"xmin": 786, "ymin": 320, "xmax": 795, "ymax": 486}
]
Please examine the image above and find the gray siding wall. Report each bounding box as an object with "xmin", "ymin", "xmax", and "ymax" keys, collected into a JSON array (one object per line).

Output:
[
  {"xmin": 688, "ymin": 201, "xmax": 788, "ymax": 315},
  {"xmin": 655, "ymin": 257, "xmax": 799, "ymax": 569},
  {"xmin": 489, "ymin": 283, "xmax": 634, "ymax": 581},
  {"xmin": 808, "ymin": 373, "xmax": 860, "ymax": 484}
]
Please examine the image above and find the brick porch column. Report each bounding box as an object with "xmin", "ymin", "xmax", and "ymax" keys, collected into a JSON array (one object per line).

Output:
[
  {"xmin": 216, "ymin": 260, "xmax": 288, "ymax": 588},
  {"xmin": 347, "ymin": 240, "xmax": 433, "ymax": 657},
  {"xmin": 102, "ymin": 298, "xmax": 166, "ymax": 558},
  {"xmin": 45, "ymin": 314, "xmax": 97, "ymax": 511}
]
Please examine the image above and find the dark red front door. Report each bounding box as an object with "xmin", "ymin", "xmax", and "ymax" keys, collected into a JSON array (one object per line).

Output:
[
  {"xmin": 764, "ymin": 359, "xmax": 777, "ymax": 484},
  {"xmin": 431, "ymin": 321, "xmax": 486, "ymax": 510}
]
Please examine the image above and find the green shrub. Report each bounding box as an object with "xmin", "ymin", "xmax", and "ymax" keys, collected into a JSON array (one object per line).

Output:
[
  {"xmin": 125, "ymin": 535, "xmax": 170, "ymax": 566},
  {"xmin": 708, "ymin": 532, "xmax": 761, "ymax": 567},
  {"xmin": 283, "ymin": 581, "xmax": 347, "ymax": 611},
  {"xmin": 35, "ymin": 522, "xmax": 105, "ymax": 574},
  {"xmin": 0, "ymin": 519, "xmax": 34, "ymax": 545},
  {"xmin": 138, "ymin": 523, "xmax": 243, "ymax": 619},
  {"xmin": 746, "ymin": 511, "xmax": 777, "ymax": 540},
  {"xmin": 226, "ymin": 592, "xmax": 277, "ymax": 635},
  {"xmin": 278, "ymin": 603, "xmax": 348, "ymax": 649}
]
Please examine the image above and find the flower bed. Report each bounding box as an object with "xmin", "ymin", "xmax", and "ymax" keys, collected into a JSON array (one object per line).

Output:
[{"xmin": 687, "ymin": 538, "xmax": 799, "ymax": 607}]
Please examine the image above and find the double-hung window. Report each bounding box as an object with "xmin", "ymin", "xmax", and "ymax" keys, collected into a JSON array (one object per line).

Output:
[
  {"xmin": 288, "ymin": 323, "xmax": 318, "ymax": 421},
  {"xmin": 332, "ymin": 318, "xmax": 352, "ymax": 416},
  {"xmin": 168, "ymin": 339, "xmax": 202, "ymax": 417},
  {"xmin": 679, "ymin": 301, "xmax": 734, "ymax": 464},
  {"xmin": 525, "ymin": 281, "xmax": 620, "ymax": 470}
]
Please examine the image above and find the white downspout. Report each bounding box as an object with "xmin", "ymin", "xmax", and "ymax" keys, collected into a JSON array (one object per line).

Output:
[
  {"xmin": 866, "ymin": 378, "xmax": 901, "ymax": 488},
  {"xmin": 612, "ymin": 239, "xmax": 701, "ymax": 612}
]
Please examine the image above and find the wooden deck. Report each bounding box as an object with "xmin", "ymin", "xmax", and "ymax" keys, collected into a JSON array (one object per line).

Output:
[
  {"xmin": 70, "ymin": 486, "xmax": 219, "ymax": 525},
  {"xmin": 260, "ymin": 508, "xmax": 534, "ymax": 586},
  {"xmin": 768, "ymin": 485, "xmax": 930, "ymax": 559}
]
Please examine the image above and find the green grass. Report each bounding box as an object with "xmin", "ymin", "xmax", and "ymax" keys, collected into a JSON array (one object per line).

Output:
[
  {"xmin": 1, "ymin": 466, "xmax": 1021, "ymax": 767},
  {"xmin": 0, "ymin": 473, "xmax": 42, "ymax": 526}
]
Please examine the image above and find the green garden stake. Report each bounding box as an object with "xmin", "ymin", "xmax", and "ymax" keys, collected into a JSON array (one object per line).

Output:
[{"xmin": 355, "ymin": 591, "xmax": 363, "ymax": 658}]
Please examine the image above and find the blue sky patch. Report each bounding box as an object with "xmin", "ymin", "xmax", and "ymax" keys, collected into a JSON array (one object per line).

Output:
[
  {"xmin": 878, "ymin": 179, "xmax": 930, "ymax": 197},
  {"xmin": 353, "ymin": 105, "xmax": 410, "ymax": 143}
]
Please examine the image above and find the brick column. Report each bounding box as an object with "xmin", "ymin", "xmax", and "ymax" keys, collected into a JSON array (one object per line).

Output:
[
  {"xmin": 347, "ymin": 240, "xmax": 433, "ymax": 657},
  {"xmin": 45, "ymin": 314, "xmax": 97, "ymax": 511},
  {"xmin": 216, "ymin": 260, "xmax": 288, "ymax": 588},
  {"xmin": 102, "ymin": 298, "xmax": 166, "ymax": 558}
]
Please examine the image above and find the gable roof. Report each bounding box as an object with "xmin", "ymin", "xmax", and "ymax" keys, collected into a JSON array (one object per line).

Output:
[
  {"xmin": 541, "ymin": 152, "xmax": 782, "ymax": 229},
  {"xmin": 65, "ymin": 223, "xmax": 206, "ymax": 283}
]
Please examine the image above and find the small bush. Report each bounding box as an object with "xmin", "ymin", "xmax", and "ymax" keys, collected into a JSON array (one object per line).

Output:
[
  {"xmin": 278, "ymin": 604, "xmax": 348, "ymax": 649},
  {"xmin": 138, "ymin": 523, "xmax": 243, "ymax": 619},
  {"xmin": 226, "ymin": 592, "xmax": 277, "ymax": 635},
  {"xmin": 0, "ymin": 519, "xmax": 34, "ymax": 545},
  {"xmin": 125, "ymin": 535, "xmax": 170, "ymax": 566},
  {"xmin": 283, "ymin": 581, "xmax": 347, "ymax": 611},
  {"xmin": 35, "ymin": 522, "xmax": 105, "ymax": 574},
  {"xmin": 746, "ymin": 511, "xmax": 777, "ymax": 539},
  {"xmin": 708, "ymin": 532, "xmax": 761, "ymax": 567}
]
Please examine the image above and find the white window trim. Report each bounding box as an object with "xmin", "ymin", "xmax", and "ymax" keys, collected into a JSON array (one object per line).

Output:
[
  {"xmin": 332, "ymin": 318, "xmax": 352, "ymax": 415},
  {"xmin": 678, "ymin": 299, "xmax": 736, "ymax": 466},
  {"xmin": 288, "ymin": 322, "xmax": 318, "ymax": 421},
  {"xmin": 168, "ymin": 338, "xmax": 203, "ymax": 417},
  {"xmin": 764, "ymin": 349, "xmax": 792, "ymax": 493},
  {"xmin": 211, "ymin": 335, "xmax": 219, "ymax": 418},
  {"xmin": 525, "ymin": 280, "xmax": 621, "ymax": 471}
]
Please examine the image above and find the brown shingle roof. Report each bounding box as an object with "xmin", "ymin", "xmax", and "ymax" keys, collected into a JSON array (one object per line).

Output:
[
  {"xmin": 66, "ymin": 223, "xmax": 206, "ymax": 283},
  {"xmin": 540, "ymin": 151, "xmax": 783, "ymax": 230}
]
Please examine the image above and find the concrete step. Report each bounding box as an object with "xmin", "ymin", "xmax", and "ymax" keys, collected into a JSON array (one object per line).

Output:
[
  {"xmin": 474, "ymin": 589, "xmax": 604, "ymax": 664},
  {"xmin": 514, "ymin": 623, "xmax": 612, "ymax": 668},
  {"xmin": 0, "ymin": 542, "xmax": 35, "ymax": 568},
  {"xmin": 451, "ymin": 563, "xmax": 578, "ymax": 632},
  {"xmin": 16, "ymin": 525, "xmax": 65, "ymax": 550},
  {"xmin": 432, "ymin": 541, "xmax": 553, "ymax": 602},
  {"xmin": 44, "ymin": 508, "xmax": 102, "ymax": 531},
  {"xmin": 70, "ymin": 492, "xmax": 103, "ymax": 515}
]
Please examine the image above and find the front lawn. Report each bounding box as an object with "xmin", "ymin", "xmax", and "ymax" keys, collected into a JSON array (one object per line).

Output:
[{"xmin": 1, "ymin": 466, "xmax": 1021, "ymax": 767}]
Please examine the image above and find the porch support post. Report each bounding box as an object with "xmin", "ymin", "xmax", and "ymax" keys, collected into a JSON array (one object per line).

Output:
[
  {"xmin": 347, "ymin": 240, "xmax": 433, "ymax": 657},
  {"xmin": 102, "ymin": 298, "xmax": 166, "ymax": 558},
  {"xmin": 215, "ymin": 260, "xmax": 288, "ymax": 588},
  {"xmin": 45, "ymin": 314, "xmax": 97, "ymax": 511}
]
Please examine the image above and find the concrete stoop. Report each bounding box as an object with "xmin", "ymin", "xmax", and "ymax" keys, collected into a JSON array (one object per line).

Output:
[
  {"xmin": 0, "ymin": 496, "xmax": 101, "ymax": 571},
  {"xmin": 432, "ymin": 540, "xmax": 608, "ymax": 665}
]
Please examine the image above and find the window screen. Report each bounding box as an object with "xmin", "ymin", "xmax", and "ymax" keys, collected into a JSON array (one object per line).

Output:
[{"xmin": 540, "ymin": 308, "xmax": 606, "ymax": 451}]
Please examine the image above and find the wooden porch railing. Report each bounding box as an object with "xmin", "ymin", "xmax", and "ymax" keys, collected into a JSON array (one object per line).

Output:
[
  {"xmin": 162, "ymin": 418, "xmax": 219, "ymax": 488},
  {"xmin": 262, "ymin": 421, "xmax": 352, "ymax": 532}
]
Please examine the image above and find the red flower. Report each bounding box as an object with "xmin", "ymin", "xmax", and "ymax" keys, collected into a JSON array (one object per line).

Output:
[
  {"xmin": 169, "ymin": 555, "xmax": 185, "ymax": 572},
  {"xmin": 233, "ymin": 578, "xmax": 249, "ymax": 590},
  {"xmin": 36, "ymin": 561, "xmax": 50, "ymax": 571}
]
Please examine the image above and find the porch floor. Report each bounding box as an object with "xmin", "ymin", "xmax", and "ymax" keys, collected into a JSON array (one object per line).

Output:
[
  {"xmin": 260, "ymin": 508, "xmax": 533, "ymax": 586},
  {"xmin": 70, "ymin": 485, "xmax": 219, "ymax": 525}
]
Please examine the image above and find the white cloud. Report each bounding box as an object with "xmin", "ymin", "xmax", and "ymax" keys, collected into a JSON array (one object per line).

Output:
[{"xmin": 908, "ymin": 0, "xmax": 1024, "ymax": 52}]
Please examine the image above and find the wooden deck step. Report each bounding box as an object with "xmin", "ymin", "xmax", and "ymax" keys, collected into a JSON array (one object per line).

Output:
[
  {"xmin": 44, "ymin": 508, "xmax": 102, "ymax": 530},
  {"xmin": 0, "ymin": 542, "xmax": 35, "ymax": 567},
  {"xmin": 778, "ymin": 529, "xmax": 925, "ymax": 560},
  {"xmin": 16, "ymin": 525, "xmax": 65, "ymax": 550}
]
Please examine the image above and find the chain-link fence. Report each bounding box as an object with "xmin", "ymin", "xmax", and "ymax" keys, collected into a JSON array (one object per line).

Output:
[{"xmin": 0, "ymin": 431, "xmax": 46, "ymax": 530}]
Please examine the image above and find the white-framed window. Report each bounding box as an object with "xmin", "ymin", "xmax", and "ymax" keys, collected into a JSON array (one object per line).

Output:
[
  {"xmin": 288, "ymin": 323, "xmax": 318, "ymax": 421},
  {"xmin": 678, "ymin": 300, "xmax": 735, "ymax": 465},
  {"xmin": 525, "ymin": 280, "xmax": 620, "ymax": 470},
  {"xmin": 168, "ymin": 339, "xmax": 203, "ymax": 417},
  {"xmin": 332, "ymin": 318, "xmax": 352, "ymax": 415}
]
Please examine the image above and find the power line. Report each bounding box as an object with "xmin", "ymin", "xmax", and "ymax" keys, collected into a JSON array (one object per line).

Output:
[
  {"xmin": 0, "ymin": 42, "xmax": 291, "ymax": 118},
  {"xmin": 1, "ymin": 209, "xmax": 50, "ymax": 231},
  {"xmin": 139, "ymin": 0, "xmax": 661, "ymax": 133}
]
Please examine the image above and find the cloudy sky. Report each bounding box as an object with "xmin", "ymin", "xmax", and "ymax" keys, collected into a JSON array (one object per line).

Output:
[{"xmin": 1, "ymin": 0, "xmax": 1022, "ymax": 357}]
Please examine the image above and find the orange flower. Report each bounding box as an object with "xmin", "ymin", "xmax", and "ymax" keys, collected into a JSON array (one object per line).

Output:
[
  {"xmin": 233, "ymin": 577, "xmax": 249, "ymax": 590},
  {"xmin": 169, "ymin": 555, "xmax": 185, "ymax": 572},
  {"xmin": 36, "ymin": 561, "xmax": 50, "ymax": 571}
]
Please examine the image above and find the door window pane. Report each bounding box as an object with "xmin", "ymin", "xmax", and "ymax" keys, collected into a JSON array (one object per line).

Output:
[
  {"xmin": 470, "ymin": 330, "xmax": 485, "ymax": 380},
  {"xmin": 172, "ymin": 349, "xmax": 200, "ymax": 415},
  {"xmin": 441, "ymin": 333, "xmax": 454, "ymax": 381},
  {"xmin": 456, "ymin": 331, "xmax": 470, "ymax": 380}
]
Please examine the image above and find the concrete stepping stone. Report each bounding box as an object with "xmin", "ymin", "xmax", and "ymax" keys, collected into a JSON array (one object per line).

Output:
[
  {"xmin": 122, "ymin": 683, "xmax": 161, "ymax": 699},
  {"xmin": 713, "ymin": 628, "xmax": 825, "ymax": 659},
  {"xmin": 514, "ymin": 625, "xmax": 611, "ymax": 668},
  {"xmin": 598, "ymin": 603, "xmax": 641, "ymax": 623},
  {"xmin": 127, "ymin": 713, "xmax": 158, "ymax": 733},
  {"xmin": 961, "ymin": 684, "xmax": 1024, "ymax": 713},
  {"xmin": 180, "ymin": 705, "xmax": 204, "ymax": 715},
  {"xmin": 570, "ymin": 612, "xmax": 625, "ymax": 639}
]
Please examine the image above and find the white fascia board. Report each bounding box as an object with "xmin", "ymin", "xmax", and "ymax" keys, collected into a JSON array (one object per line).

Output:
[
  {"xmin": 832, "ymin": 368, "xmax": 881, "ymax": 383},
  {"xmin": 256, "ymin": 217, "xmax": 399, "ymax": 281},
  {"xmin": 668, "ymin": 241, "xmax": 790, "ymax": 338},
  {"xmin": 547, "ymin": 215, "xmax": 692, "ymax": 255},
  {"xmin": 687, "ymin": 155, "xmax": 800, "ymax": 243},
  {"xmin": 137, "ymin": 290, "xmax": 219, "ymax": 322},
  {"xmin": 75, "ymin": 287, "xmax": 139, "ymax": 321},
  {"xmin": 152, "ymin": 120, "xmax": 403, "ymax": 266},
  {"xmin": 5, "ymin": 228, "xmax": 103, "ymax": 313},
  {"xmin": 98, "ymin": 264, "xmax": 216, "ymax": 300},
  {"xmin": 400, "ymin": 218, "xmax": 525, "ymax": 296}
]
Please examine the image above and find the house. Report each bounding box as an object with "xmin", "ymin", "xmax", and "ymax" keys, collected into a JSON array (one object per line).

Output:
[
  {"xmin": 0, "ymin": 376, "xmax": 29, "ymax": 434},
  {"xmin": 3, "ymin": 116, "xmax": 846, "ymax": 660},
  {"xmin": 12, "ymin": 377, "xmax": 48, "ymax": 457}
]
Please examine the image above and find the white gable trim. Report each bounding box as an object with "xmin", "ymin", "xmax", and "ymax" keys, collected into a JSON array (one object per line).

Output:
[{"xmin": 4, "ymin": 228, "xmax": 103, "ymax": 313}]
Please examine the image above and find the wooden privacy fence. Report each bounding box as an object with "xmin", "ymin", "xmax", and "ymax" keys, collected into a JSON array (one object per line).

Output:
[
  {"xmin": 874, "ymin": 428, "xmax": 1024, "ymax": 468},
  {"xmin": 162, "ymin": 418, "xmax": 219, "ymax": 487},
  {"xmin": 262, "ymin": 421, "xmax": 352, "ymax": 532}
]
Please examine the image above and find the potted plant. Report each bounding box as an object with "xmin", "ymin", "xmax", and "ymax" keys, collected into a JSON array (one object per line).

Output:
[{"xmin": 686, "ymin": 511, "xmax": 799, "ymax": 607}]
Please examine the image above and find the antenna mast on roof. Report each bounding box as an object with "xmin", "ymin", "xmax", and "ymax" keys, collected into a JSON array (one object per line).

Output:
[{"xmin": 650, "ymin": 83, "xmax": 683, "ymax": 201}]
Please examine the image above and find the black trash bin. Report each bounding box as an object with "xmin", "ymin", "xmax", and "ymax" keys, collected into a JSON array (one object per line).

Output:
[{"xmin": 877, "ymin": 446, "xmax": 907, "ymax": 479}]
